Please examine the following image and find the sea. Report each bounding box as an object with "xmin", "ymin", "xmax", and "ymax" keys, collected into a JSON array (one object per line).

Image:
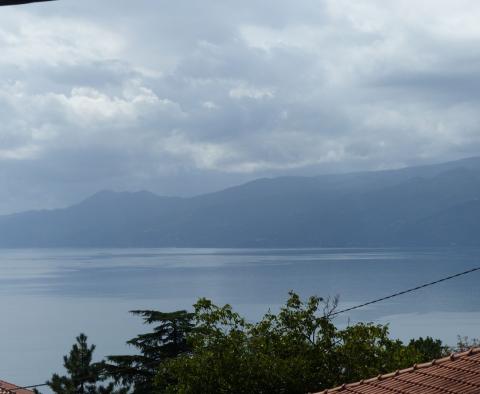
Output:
[{"xmin": 0, "ymin": 247, "xmax": 479, "ymax": 391}]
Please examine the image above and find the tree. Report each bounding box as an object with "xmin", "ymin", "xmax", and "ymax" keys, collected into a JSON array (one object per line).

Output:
[
  {"xmin": 47, "ymin": 295, "xmax": 477, "ymax": 394},
  {"xmin": 154, "ymin": 292, "xmax": 449, "ymax": 394},
  {"xmin": 454, "ymin": 335, "xmax": 480, "ymax": 352},
  {"xmin": 407, "ymin": 336, "xmax": 448, "ymax": 361},
  {"xmin": 104, "ymin": 310, "xmax": 194, "ymax": 393},
  {"xmin": 48, "ymin": 333, "xmax": 125, "ymax": 394}
]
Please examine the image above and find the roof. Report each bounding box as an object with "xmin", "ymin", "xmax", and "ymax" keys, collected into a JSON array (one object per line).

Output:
[
  {"xmin": 0, "ymin": 380, "xmax": 34, "ymax": 394},
  {"xmin": 316, "ymin": 348, "xmax": 480, "ymax": 394}
]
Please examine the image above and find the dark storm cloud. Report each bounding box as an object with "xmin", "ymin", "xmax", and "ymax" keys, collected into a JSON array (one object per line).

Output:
[{"xmin": 0, "ymin": 0, "xmax": 479, "ymax": 213}]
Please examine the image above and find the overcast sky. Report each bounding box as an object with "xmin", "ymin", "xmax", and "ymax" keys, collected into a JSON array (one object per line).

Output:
[{"xmin": 0, "ymin": 0, "xmax": 479, "ymax": 213}]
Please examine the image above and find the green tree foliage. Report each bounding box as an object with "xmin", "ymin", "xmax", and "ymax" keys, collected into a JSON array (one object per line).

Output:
[
  {"xmin": 104, "ymin": 310, "xmax": 194, "ymax": 393},
  {"xmin": 154, "ymin": 292, "xmax": 448, "ymax": 394},
  {"xmin": 407, "ymin": 336, "xmax": 448, "ymax": 361},
  {"xmin": 48, "ymin": 333, "xmax": 125, "ymax": 394},
  {"xmin": 57, "ymin": 293, "xmax": 464, "ymax": 394}
]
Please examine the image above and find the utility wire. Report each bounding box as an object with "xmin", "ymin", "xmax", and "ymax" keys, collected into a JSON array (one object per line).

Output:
[
  {"xmin": 330, "ymin": 265, "xmax": 480, "ymax": 316},
  {"xmin": 10, "ymin": 382, "xmax": 48, "ymax": 391},
  {"xmin": 10, "ymin": 362, "xmax": 157, "ymax": 392},
  {"xmin": 10, "ymin": 358, "xmax": 162, "ymax": 392},
  {"xmin": 10, "ymin": 265, "xmax": 480, "ymax": 392}
]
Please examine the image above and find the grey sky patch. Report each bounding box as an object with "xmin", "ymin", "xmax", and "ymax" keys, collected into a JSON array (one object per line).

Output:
[{"xmin": 0, "ymin": 0, "xmax": 479, "ymax": 213}]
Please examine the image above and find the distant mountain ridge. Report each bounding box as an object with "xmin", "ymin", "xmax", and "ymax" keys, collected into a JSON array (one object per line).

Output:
[{"xmin": 1, "ymin": 157, "xmax": 480, "ymax": 247}]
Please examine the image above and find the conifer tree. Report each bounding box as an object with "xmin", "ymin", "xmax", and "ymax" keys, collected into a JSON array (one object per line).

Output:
[
  {"xmin": 104, "ymin": 310, "xmax": 194, "ymax": 394},
  {"xmin": 48, "ymin": 333, "xmax": 125, "ymax": 394}
]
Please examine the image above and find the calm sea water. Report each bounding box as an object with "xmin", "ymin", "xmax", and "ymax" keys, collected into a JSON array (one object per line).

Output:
[{"xmin": 1, "ymin": 247, "xmax": 479, "ymax": 391}]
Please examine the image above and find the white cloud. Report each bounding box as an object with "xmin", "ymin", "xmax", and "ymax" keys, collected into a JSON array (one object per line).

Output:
[
  {"xmin": 0, "ymin": 9, "xmax": 124, "ymax": 68},
  {"xmin": 229, "ymin": 84, "xmax": 275, "ymax": 100},
  {"xmin": 0, "ymin": 79, "xmax": 184, "ymax": 163},
  {"xmin": 202, "ymin": 101, "xmax": 219, "ymax": 110},
  {"xmin": 161, "ymin": 132, "xmax": 237, "ymax": 170},
  {"xmin": 1, "ymin": 0, "xmax": 480, "ymax": 212},
  {"xmin": 0, "ymin": 145, "xmax": 40, "ymax": 160}
]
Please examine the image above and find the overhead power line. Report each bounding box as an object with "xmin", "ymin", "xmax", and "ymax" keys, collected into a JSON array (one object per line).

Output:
[
  {"xmin": 330, "ymin": 265, "xmax": 480, "ymax": 317},
  {"xmin": 10, "ymin": 359, "xmax": 159, "ymax": 392},
  {"xmin": 10, "ymin": 265, "xmax": 480, "ymax": 392},
  {"xmin": 10, "ymin": 382, "xmax": 48, "ymax": 391}
]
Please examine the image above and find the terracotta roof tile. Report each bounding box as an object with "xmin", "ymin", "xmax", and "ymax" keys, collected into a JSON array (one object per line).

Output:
[
  {"xmin": 316, "ymin": 348, "xmax": 480, "ymax": 394},
  {"xmin": 0, "ymin": 380, "xmax": 34, "ymax": 394}
]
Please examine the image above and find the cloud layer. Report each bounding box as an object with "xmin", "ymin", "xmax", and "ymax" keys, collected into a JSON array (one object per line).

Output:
[{"xmin": 0, "ymin": 0, "xmax": 479, "ymax": 213}]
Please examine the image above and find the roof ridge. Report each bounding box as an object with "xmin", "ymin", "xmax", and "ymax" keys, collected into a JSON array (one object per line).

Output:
[
  {"xmin": 316, "ymin": 347, "xmax": 480, "ymax": 393},
  {"xmin": 0, "ymin": 380, "xmax": 35, "ymax": 394}
]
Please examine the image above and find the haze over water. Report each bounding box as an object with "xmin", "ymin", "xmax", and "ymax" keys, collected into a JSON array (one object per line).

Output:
[{"xmin": 1, "ymin": 247, "xmax": 479, "ymax": 390}]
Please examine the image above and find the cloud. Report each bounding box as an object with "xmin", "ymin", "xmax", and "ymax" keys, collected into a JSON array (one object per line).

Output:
[
  {"xmin": 0, "ymin": 0, "xmax": 480, "ymax": 212},
  {"xmin": 0, "ymin": 10, "xmax": 123, "ymax": 69},
  {"xmin": 229, "ymin": 84, "xmax": 275, "ymax": 100}
]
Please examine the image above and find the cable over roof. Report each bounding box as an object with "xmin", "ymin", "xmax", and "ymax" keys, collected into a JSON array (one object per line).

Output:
[{"xmin": 316, "ymin": 348, "xmax": 480, "ymax": 394}]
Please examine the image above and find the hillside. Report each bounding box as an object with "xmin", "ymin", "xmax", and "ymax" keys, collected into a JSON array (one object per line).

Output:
[{"xmin": 0, "ymin": 157, "xmax": 479, "ymax": 247}]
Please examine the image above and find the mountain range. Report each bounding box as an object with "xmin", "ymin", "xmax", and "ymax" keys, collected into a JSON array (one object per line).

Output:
[{"xmin": 1, "ymin": 157, "xmax": 479, "ymax": 247}]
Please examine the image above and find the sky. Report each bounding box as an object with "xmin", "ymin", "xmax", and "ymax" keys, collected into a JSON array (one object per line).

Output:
[{"xmin": 0, "ymin": 0, "xmax": 480, "ymax": 213}]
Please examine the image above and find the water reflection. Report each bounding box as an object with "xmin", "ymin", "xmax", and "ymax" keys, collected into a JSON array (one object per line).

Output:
[{"xmin": 0, "ymin": 247, "xmax": 479, "ymax": 390}]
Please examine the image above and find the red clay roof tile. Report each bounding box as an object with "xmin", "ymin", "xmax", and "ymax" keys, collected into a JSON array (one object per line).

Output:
[
  {"xmin": 0, "ymin": 380, "xmax": 34, "ymax": 394},
  {"xmin": 315, "ymin": 348, "xmax": 480, "ymax": 394}
]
